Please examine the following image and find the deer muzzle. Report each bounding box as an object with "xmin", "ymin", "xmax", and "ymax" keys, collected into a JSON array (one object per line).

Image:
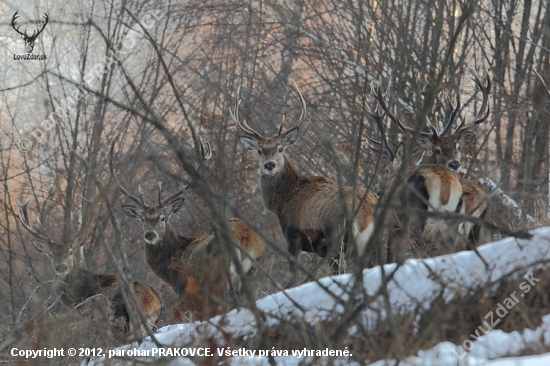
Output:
[
  {"xmin": 55, "ymin": 263, "xmax": 70, "ymax": 276},
  {"xmin": 448, "ymin": 160, "xmax": 461, "ymax": 172},
  {"xmin": 264, "ymin": 161, "xmax": 276, "ymax": 173},
  {"xmin": 145, "ymin": 231, "xmax": 158, "ymax": 244}
]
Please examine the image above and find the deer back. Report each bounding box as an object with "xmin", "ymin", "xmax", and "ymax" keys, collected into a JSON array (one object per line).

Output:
[{"xmin": 402, "ymin": 164, "xmax": 462, "ymax": 213}]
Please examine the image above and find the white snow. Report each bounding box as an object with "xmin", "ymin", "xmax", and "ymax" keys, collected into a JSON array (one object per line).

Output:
[
  {"xmin": 480, "ymin": 177, "xmax": 536, "ymax": 223},
  {"xmin": 86, "ymin": 227, "xmax": 550, "ymax": 366}
]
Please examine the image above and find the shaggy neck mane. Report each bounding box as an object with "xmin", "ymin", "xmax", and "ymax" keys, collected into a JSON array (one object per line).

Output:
[
  {"xmin": 261, "ymin": 155, "xmax": 303, "ymax": 215},
  {"xmin": 145, "ymin": 225, "xmax": 180, "ymax": 264}
]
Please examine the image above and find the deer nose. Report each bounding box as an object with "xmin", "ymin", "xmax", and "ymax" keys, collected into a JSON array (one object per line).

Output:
[
  {"xmin": 448, "ymin": 161, "xmax": 460, "ymax": 171},
  {"xmin": 145, "ymin": 231, "xmax": 157, "ymax": 241},
  {"xmin": 55, "ymin": 263, "xmax": 69, "ymax": 275},
  {"xmin": 264, "ymin": 161, "xmax": 276, "ymax": 171}
]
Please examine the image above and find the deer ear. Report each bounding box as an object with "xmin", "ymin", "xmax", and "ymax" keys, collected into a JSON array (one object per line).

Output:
[
  {"xmin": 458, "ymin": 131, "xmax": 476, "ymax": 147},
  {"xmin": 121, "ymin": 205, "xmax": 142, "ymax": 219},
  {"xmin": 32, "ymin": 239, "xmax": 49, "ymax": 254},
  {"xmin": 238, "ymin": 135, "xmax": 260, "ymax": 150},
  {"xmin": 417, "ymin": 136, "xmax": 433, "ymax": 151},
  {"xmin": 281, "ymin": 127, "xmax": 299, "ymax": 146},
  {"xmin": 165, "ymin": 197, "xmax": 185, "ymax": 216}
]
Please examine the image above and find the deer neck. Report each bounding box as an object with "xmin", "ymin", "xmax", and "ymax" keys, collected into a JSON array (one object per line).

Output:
[
  {"xmin": 144, "ymin": 223, "xmax": 194, "ymax": 296},
  {"xmin": 426, "ymin": 153, "xmax": 438, "ymax": 165},
  {"xmin": 260, "ymin": 155, "xmax": 302, "ymax": 215},
  {"xmin": 145, "ymin": 224, "xmax": 179, "ymax": 258},
  {"xmin": 56, "ymin": 266, "xmax": 101, "ymax": 306}
]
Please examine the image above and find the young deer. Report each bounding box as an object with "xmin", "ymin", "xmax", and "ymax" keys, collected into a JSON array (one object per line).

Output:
[
  {"xmin": 366, "ymin": 104, "xmax": 462, "ymax": 260},
  {"xmin": 18, "ymin": 200, "xmax": 161, "ymax": 337},
  {"xmin": 375, "ymin": 76, "xmax": 490, "ymax": 248},
  {"xmin": 231, "ymin": 81, "xmax": 377, "ymax": 280},
  {"xmin": 114, "ymin": 142, "xmax": 265, "ymax": 319}
]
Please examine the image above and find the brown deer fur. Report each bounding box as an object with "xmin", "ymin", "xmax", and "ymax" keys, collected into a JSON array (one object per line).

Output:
[
  {"xmin": 372, "ymin": 75, "xmax": 491, "ymax": 251},
  {"xmin": 459, "ymin": 179, "xmax": 488, "ymax": 247},
  {"xmin": 122, "ymin": 197, "xmax": 265, "ymax": 320},
  {"xmin": 232, "ymin": 82, "xmax": 377, "ymax": 278},
  {"xmin": 115, "ymin": 140, "xmax": 265, "ymax": 320},
  {"xmin": 18, "ymin": 202, "xmax": 161, "ymax": 336}
]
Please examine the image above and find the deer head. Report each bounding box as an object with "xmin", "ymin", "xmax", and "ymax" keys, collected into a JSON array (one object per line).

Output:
[
  {"xmin": 18, "ymin": 200, "xmax": 78, "ymax": 277},
  {"xmin": 231, "ymin": 80, "xmax": 307, "ymax": 175},
  {"xmin": 11, "ymin": 11, "xmax": 49, "ymax": 53},
  {"xmin": 113, "ymin": 139, "xmax": 212, "ymax": 245},
  {"xmin": 375, "ymin": 75, "xmax": 491, "ymax": 173}
]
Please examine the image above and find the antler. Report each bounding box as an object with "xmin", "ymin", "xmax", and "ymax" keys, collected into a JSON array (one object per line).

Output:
[
  {"xmin": 366, "ymin": 87, "xmax": 394, "ymax": 161},
  {"xmin": 11, "ymin": 11, "xmax": 27, "ymax": 37},
  {"xmin": 107, "ymin": 141, "xmax": 147, "ymax": 209},
  {"xmin": 276, "ymin": 79, "xmax": 307, "ymax": 136},
  {"xmin": 17, "ymin": 199, "xmax": 53, "ymax": 244},
  {"xmin": 374, "ymin": 83, "xmax": 435, "ymax": 139},
  {"xmin": 454, "ymin": 74, "xmax": 491, "ymax": 135},
  {"xmin": 440, "ymin": 92, "xmax": 461, "ymax": 136},
  {"xmin": 159, "ymin": 137, "xmax": 212, "ymax": 206},
  {"xmin": 230, "ymin": 85, "xmax": 264, "ymax": 139}
]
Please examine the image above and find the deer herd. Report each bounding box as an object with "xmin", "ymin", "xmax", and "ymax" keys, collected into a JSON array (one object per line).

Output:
[{"xmin": 18, "ymin": 74, "xmax": 491, "ymax": 339}]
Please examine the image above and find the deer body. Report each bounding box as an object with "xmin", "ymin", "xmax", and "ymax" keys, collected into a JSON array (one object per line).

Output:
[
  {"xmin": 402, "ymin": 164, "xmax": 462, "ymax": 241},
  {"xmin": 137, "ymin": 215, "xmax": 264, "ymax": 320},
  {"xmin": 366, "ymin": 108, "xmax": 462, "ymax": 261},
  {"xmin": 56, "ymin": 268, "xmax": 161, "ymax": 334},
  {"xmin": 261, "ymin": 156, "xmax": 375, "ymax": 260},
  {"xmin": 18, "ymin": 202, "xmax": 161, "ymax": 336},
  {"xmin": 373, "ymin": 75, "xmax": 491, "ymax": 251},
  {"xmin": 458, "ymin": 179, "xmax": 487, "ymax": 247},
  {"xmin": 116, "ymin": 141, "xmax": 264, "ymax": 319},
  {"xmin": 142, "ymin": 218, "xmax": 264, "ymax": 299},
  {"xmin": 143, "ymin": 225, "xmax": 196, "ymax": 297},
  {"xmin": 232, "ymin": 82, "xmax": 376, "ymax": 278}
]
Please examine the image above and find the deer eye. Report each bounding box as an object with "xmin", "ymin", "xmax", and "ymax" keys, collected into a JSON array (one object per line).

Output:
[
  {"xmin": 434, "ymin": 147, "xmax": 442, "ymax": 155},
  {"xmin": 160, "ymin": 215, "xmax": 166, "ymax": 222},
  {"xmin": 257, "ymin": 150, "xmax": 262, "ymax": 156},
  {"xmin": 278, "ymin": 146, "xmax": 284, "ymax": 153}
]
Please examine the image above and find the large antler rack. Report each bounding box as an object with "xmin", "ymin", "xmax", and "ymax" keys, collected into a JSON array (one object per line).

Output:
[
  {"xmin": 229, "ymin": 85, "xmax": 264, "ymax": 139},
  {"xmin": 453, "ymin": 74, "xmax": 491, "ymax": 136},
  {"xmin": 374, "ymin": 74, "xmax": 491, "ymax": 139},
  {"xmin": 373, "ymin": 83, "xmax": 437, "ymax": 139},
  {"xmin": 231, "ymin": 80, "xmax": 307, "ymax": 137},
  {"xmin": 17, "ymin": 199, "xmax": 53, "ymax": 244},
  {"xmin": 365, "ymin": 85, "xmax": 395, "ymax": 161}
]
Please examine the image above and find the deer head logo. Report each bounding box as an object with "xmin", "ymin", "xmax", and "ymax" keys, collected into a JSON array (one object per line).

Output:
[{"xmin": 11, "ymin": 11, "xmax": 49, "ymax": 54}]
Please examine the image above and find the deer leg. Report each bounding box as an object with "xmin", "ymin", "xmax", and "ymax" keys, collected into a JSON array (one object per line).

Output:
[{"xmin": 285, "ymin": 228, "xmax": 304, "ymax": 288}]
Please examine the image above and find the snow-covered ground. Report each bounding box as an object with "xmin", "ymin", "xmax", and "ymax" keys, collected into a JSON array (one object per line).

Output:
[{"xmin": 86, "ymin": 227, "xmax": 550, "ymax": 365}]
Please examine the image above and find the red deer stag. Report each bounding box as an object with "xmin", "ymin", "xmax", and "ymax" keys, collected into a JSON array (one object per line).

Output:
[
  {"xmin": 18, "ymin": 200, "xmax": 161, "ymax": 337},
  {"xmin": 114, "ymin": 141, "xmax": 265, "ymax": 320},
  {"xmin": 366, "ymin": 99, "xmax": 462, "ymax": 260},
  {"xmin": 375, "ymin": 76, "xmax": 490, "ymax": 248},
  {"xmin": 231, "ymin": 81, "xmax": 377, "ymax": 282}
]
